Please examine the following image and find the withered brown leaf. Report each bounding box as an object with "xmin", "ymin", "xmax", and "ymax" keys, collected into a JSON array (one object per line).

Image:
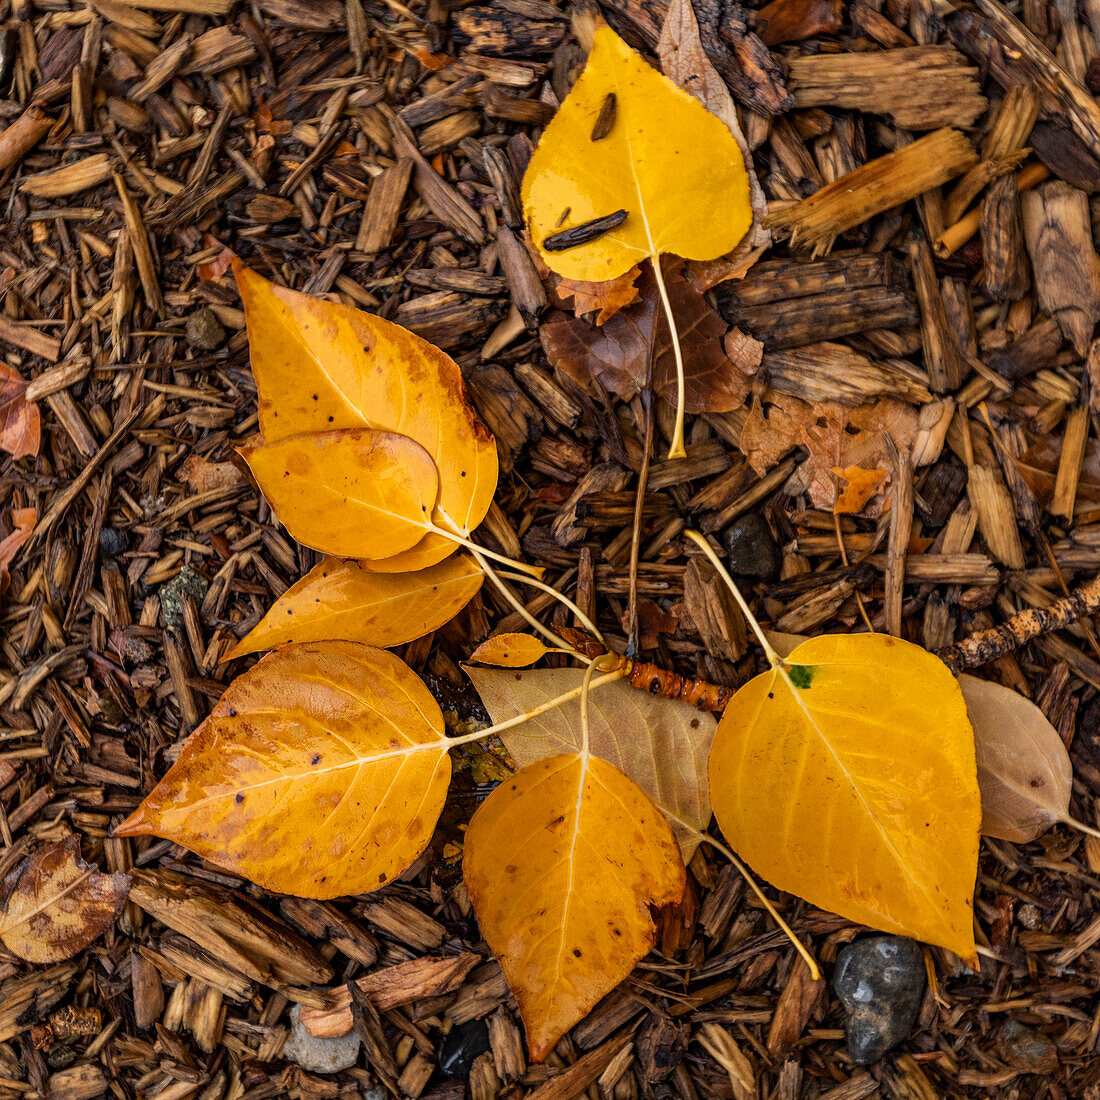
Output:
[
  {"xmin": 0, "ymin": 837, "xmax": 130, "ymax": 963},
  {"xmin": 540, "ymin": 261, "xmax": 756, "ymax": 414},
  {"xmin": 0, "ymin": 364, "xmax": 40, "ymax": 460}
]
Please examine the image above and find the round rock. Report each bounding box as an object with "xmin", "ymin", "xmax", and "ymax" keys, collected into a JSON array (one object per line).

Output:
[
  {"xmin": 833, "ymin": 935, "xmax": 925, "ymax": 1064},
  {"xmin": 723, "ymin": 513, "xmax": 780, "ymax": 580},
  {"xmin": 283, "ymin": 1005, "xmax": 360, "ymax": 1074},
  {"xmin": 185, "ymin": 307, "xmax": 227, "ymax": 351}
]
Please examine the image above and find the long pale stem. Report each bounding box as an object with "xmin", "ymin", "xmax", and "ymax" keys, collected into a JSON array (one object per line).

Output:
[
  {"xmin": 663, "ymin": 809, "xmax": 820, "ymax": 980},
  {"xmin": 498, "ymin": 570, "xmax": 604, "ymax": 643},
  {"xmin": 684, "ymin": 530, "xmax": 781, "ymax": 666},
  {"xmin": 470, "ymin": 543, "xmax": 573, "ymax": 651},
  {"xmin": 423, "ymin": 519, "xmax": 542, "ymax": 577},
  {"xmin": 445, "ymin": 667, "xmax": 626, "ymax": 747},
  {"xmin": 651, "ymin": 256, "xmax": 686, "ymax": 460},
  {"xmin": 579, "ymin": 657, "xmax": 601, "ymax": 759}
]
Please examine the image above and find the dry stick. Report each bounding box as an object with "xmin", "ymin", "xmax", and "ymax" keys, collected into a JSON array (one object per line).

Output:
[{"xmin": 627, "ymin": 393, "xmax": 656, "ymax": 657}]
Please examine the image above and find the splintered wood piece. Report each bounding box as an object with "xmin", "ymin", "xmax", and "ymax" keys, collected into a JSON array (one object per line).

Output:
[
  {"xmin": 981, "ymin": 172, "xmax": 1030, "ymax": 302},
  {"xmin": 21, "ymin": 152, "xmax": 113, "ymax": 197},
  {"xmin": 496, "ymin": 226, "xmax": 547, "ymax": 329},
  {"xmin": 885, "ymin": 450, "xmax": 913, "ymax": 637},
  {"xmin": 908, "ymin": 235, "xmax": 965, "ymax": 392},
  {"xmin": 1052, "ymin": 404, "xmax": 1090, "ymax": 521},
  {"xmin": 0, "ymin": 104, "xmax": 53, "ymax": 172},
  {"xmin": 968, "ymin": 463, "xmax": 1025, "ymax": 569},
  {"xmin": 765, "ymin": 128, "xmax": 977, "ymax": 256},
  {"xmin": 683, "ymin": 558, "xmax": 747, "ymax": 661},
  {"xmin": 761, "ymin": 343, "xmax": 930, "ymax": 405},
  {"xmin": 765, "ymin": 957, "xmax": 824, "ymax": 1055},
  {"xmin": 1022, "ymin": 181, "xmax": 1100, "ymax": 355},
  {"xmin": 786, "ymin": 46, "xmax": 985, "ymax": 130},
  {"xmin": 297, "ymin": 954, "xmax": 480, "ymax": 1037},
  {"xmin": 356, "ymin": 159, "xmax": 413, "ymax": 253}
]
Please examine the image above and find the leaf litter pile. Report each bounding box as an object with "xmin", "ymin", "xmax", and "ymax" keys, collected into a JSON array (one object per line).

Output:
[{"xmin": 12, "ymin": 2, "xmax": 1100, "ymax": 1099}]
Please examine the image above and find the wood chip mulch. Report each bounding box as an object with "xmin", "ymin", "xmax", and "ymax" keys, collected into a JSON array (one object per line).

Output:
[{"xmin": 4, "ymin": 0, "xmax": 1100, "ymax": 1098}]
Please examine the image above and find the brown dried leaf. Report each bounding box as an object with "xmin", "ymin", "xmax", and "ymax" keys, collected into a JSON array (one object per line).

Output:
[
  {"xmin": 0, "ymin": 363, "xmax": 40, "ymax": 460},
  {"xmin": 1016, "ymin": 435, "xmax": 1100, "ymax": 506},
  {"xmin": 556, "ymin": 267, "xmax": 642, "ymax": 325},
  {"xmin": 178, "ymin": 454, "xmax": 246, "ymax": 493},
  {"xmin": 540, "ymin": 262, "xmax": 752, "ymax": 413},
  {"xmin": 0, "ymin": 507, "xmax": 35, "ymax": 579},
  {"xmin": 741, "ymin": 394, "xmax": 917, "ymax": 514},
  {"xmin": 0, "ymin": 838, "xmax": 130, "ymax": 963}
]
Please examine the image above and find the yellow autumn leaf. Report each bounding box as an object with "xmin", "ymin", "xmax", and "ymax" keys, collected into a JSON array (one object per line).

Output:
[
  {"xmin": 464, "ymin": 753, "xmax": 685, "ymax": 1061},
  {"xmin": 224, "ymin": 554, "xmax": 484, "ymax": 660},
  {"xmin": 523, "ymin": 25, "xmax": 751, "ymax": 283},
  {"xmin": 468, "ymin": 633, "xmax": 551, "ymax": 668},
  {"xmin": 116, "ymin": 643, "xmax": 452, "ymax": 899},
  {"xmin": 240, "ymin": 429, "xmax": 438, "ymax": 560},
  {"xmin": 710, "ymin": 633, "xmax": 980, "ymax": 961},
  {"xmin": 234, "ymin": 262, "xmax": 498, "ymax": 571}
]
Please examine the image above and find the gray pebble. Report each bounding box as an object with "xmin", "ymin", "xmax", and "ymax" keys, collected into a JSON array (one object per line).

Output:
[
  {"xmin": 833, "ymin": 935, "xmax": 925, "ymax": 1064},
  {"xmin": 186, "ymin": 307, "xmax": 227, "ymax": 351},
  {"xmin": 724, "ymin": 513, "xmax": 780, "ymax": 580},
  {"xmin": 158, "ymin": 565, "xmax": 209, "ymax": 630},
  {"xmin": 283, "ymin": 1005, "xmax": 360, "ymax": 1074}
]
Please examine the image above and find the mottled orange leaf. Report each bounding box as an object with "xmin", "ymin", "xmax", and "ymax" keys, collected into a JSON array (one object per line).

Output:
[
  {"xmin": 0, "ymin": 837, "xmax": 130, "ymax": 963},
  {"xmin": 555, "ymin": 267, "xmax": 642, "ymax": 325},
  {"xmin": 0, "ymin": 506, "xmax": 36, "ymax": 582},
  {"xmin": 832, "ymin": 465, "xmax": 886, "ymax": 515},
  {"xmin": 225, "ymin": 554, "xmax": 483, "ymax": 660},
  {"xmin": 178, "ymin": 454, "xmax": 246, "ymax": 493},
  {"xmin": 464, "ymin": 754, "xmax": 685, "ymax": 1061},
  {"xmin": 468, "ymin": 633, "xmax": 550, "ymax": 668},
  {"xmin": 196, "ymin": 234, "xmax": 237, "ymax": 281},
  {"xmin": 240, "ymin": 429, "xmax": 438, "ymax": 561},
  {"xmin": 116, "ymin": 643, "xmax": 451, "ymax": 899},
  {"xmin": 234, "ymin": 262, "xmax": 497, "ymax": 572},
  {"xmin": 0, "ymin": 364, "xmax": 40, "ymax": 460}
]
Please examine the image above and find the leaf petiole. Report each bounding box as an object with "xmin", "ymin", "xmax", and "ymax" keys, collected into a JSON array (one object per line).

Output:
[
  {"xmin": 498, "ymin": 570, "xmax": 605, "ymax": 643},
  {"xmin": 445, "ymin": 667, "xmax": 627, "ymax": 748},
  {"xmin": 424, "ymin": 517, "xmax": 543, "ymax": 578},
  {"xmin": 651, "ymin": 256, "xmax": 687, "ymax": 460}
]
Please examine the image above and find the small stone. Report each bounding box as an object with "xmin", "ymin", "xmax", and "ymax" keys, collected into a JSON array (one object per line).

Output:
[
  {"xmin": 362, "ymin": 1088, "xmax": 388, "ymax": 1100},
  {"xmin": 283, "ymin": 1005, "xmax": 360, "ymax": 1074},
  {"xmin": 99, "ymin": 527, "xmax": 129, "ymax": 557},
  {"xmin": 185, "ymin": 307, "xmax": 226, "ymax": 351},
  {"xmin": 1017, "ymin": 903, "xmax": 1042, "ymax": 930},
  {"xmin": 999, "ymin": 1019, "xmax": 1058, "ymax": 1074},
  {"xmin": 158, "ymin": 565, "xmax": 209, "ymax": 630},
  {"xmin": 833, "ymin": 935, "xmax": 925, "ymax": 1064},
  {"xmin": 723, "ymin": 513, "xmax": 781, "ymax": 580},
  {"xmin": 439, "ymin": 1019, "xmax": 490, "ymax": 1078}
]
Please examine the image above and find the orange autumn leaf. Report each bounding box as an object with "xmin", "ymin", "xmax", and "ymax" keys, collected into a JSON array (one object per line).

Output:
[
  {"xmin": 468, "ymin": 632, "xmax": 550, "ymax": 668},
  {"xmin": 234, "ymin": 262, "xmax": 497, "ymax": 572},
  {"xmin": 0, "ymin": 837, "xmax": 130, "ymax": 963},
  {"xmin": 464, "ymin": 753, "xmax": 685, "ymax": 1061},
  {"xmin": 0, "ymin": 364, "xmax": 40, "ymax": 459},
  {"xmin": 196, "ymin": 234, "xmax": 237, "ymax": 281},
  {"xmin": 556, "ymin": 266, "xmax": 642, "ymax": 325},
  {"xmin": 0, "ymin": 506, "xmax": 36, "ymax": 584},
  {"xmin": 240, "ymin": 429, "xmax": 438, "ymax": 561},
  {"xmin": 832, "ymin": 465, "xmax": 886, "ymax": 515},
  {"xmin": 116, "ymin": 643, "xmax": 452, "ymax": 899},
  {"xmin": 225, "ymin": 554, "xmax": 484, "ymax": 660}
]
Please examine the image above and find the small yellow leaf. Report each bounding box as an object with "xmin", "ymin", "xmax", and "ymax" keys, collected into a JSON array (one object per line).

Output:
[
  {"xmin": 116, "ymin": 642, "xmax": 451, "ymax": 899},
  {"xmin": 225, "ymin": 554, "xmax": 483, "ymax": 660},
  {"xmin": 468, "ymin": 633, "xmax": 550, "ymax": 668},
  {"xmin": 710, "ymin": 634, "xmax": 979, "ymax": 961},
  {"xmin": 240, "ymin": 429, "xmax": 437, "ymax": 560},
  {"xmin": 522, "ymin": 25, "xmax": 752, "ymax": 282},
  {"xmin": 832, "ymin": 465, "xmax": 886, "ymax": 515},
  {"xmin": 235, "ymin": 262, "xmax": 498, "ymax": 571},
  {"xmin": 464, "ymin": 753, "xmax": 685, "ymax": 1061}
]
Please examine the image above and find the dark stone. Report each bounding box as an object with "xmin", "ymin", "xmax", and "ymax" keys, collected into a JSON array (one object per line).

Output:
[
  {"xmin": 158, "ymin": 565, "xmax": 209, "ymax": 630},
  {"xmin": 723, "ymin": 513, "xmax": 780, "ymax": 580},
  {"xmin": 99, "ymin": 527, "xmax": 129, "ymax": 556},
  {"xmin": 999, "ymin": 1019, "xmax": 1058, "ymax": 1074},
  {"xmin": 833, "ymin": 936, "xmax": 925, "ymax": 1064},
  {"xmin": 185, "ymin": 307, "xmax": 226, "ymax": 351},
  {"xmin": 439, "ymin": 1018, "xmax": 490, "ymax": 1078}
]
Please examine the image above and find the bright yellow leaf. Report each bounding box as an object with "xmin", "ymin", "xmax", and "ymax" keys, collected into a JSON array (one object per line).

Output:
[
  {"xmin": 710, "ymin": 633, "xmax": 979, "ymax": 961},
  {"xmin": 116, "ymin": 643, "xmax": 452, "ymax": 899},
  {"xmin": 234, "ymin": 262, "xmax": 498, "ymax": 571},
  {"xmin": 224, "ymin": 554, "xmax": 484, "ymax": 660},
  {"xmin": 522, "ymin": 25, "xmax": 752, "ymax": 283},
  {"xmin": 464, "ymin": 753, "xmax": 685, "ymax": 1061},
  {"xmin": 240, "ymin": 429, "xmax": 437, "ymax": 560},
  {"xmin": 468, "ymin": 633, "xmax": 550, "ymax": 668}
]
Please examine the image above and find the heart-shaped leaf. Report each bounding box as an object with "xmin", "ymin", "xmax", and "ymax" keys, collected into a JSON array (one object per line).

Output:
[
  {"xmin": 0, "ymin": 837, "xmax": 130, "ymax": 963},
  {"xmin": 959, "ymin": 673, "xmax": 1074, "ymax": 843},
  {"xmin": 523, "ymin": 25, "xmax": 752, "ymax": 282},
  {"xmin": 116, "ymin": 642, "xmax": 452, "ymax": 899},
  {"xmin": 464, "ymin": 753, "xmax": 685, "ymax": 1061},
  {"xmin": 710, "ymin": 633, "xmax": 980, "ymax": 961},
  {"xmin": 235, "ymin": 263, "xmax": 498, "ymax": 571},
  {"xmin": 225, "ymin": 554, "xmax": 484, "ymax": 660},
  {"xmin": 465, "ymin": 666, "xmax": 716, "ymax": 857},
  {"xmin": 240, "ymin": 429, "xmax": 438, "ymax": 560}
]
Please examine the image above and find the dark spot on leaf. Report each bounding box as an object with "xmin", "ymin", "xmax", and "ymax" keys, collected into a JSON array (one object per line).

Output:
[
  {"xmin": 690, "ymin": 718, "xmax": 700, "ymax": 729},
  {"xmin": 310, "ymin": 753, "xmax": 321, "ymax": 765},
  {"xmin": 573, "ymin": 948, "xmax": 582, "ymax": 958},
  {"xmin": 235, "ymin": 793, "xmax": 244, "ymax": 804},
  {"xmin": 788, "ymin": 665, "xmax": 815, "ymax": 689},
  {"xmin": 1030, "ymin": 776, "xmax": 1045, "ymax": 788}
]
